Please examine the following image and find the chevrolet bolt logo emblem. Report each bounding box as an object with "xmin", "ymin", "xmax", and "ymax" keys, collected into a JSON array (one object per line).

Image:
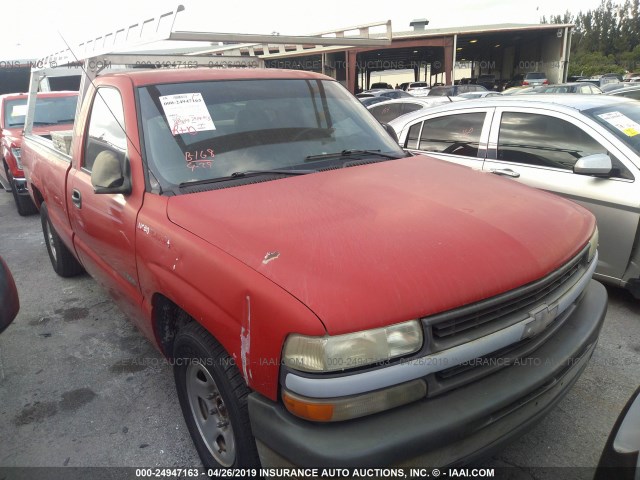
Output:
[{"xmin": 522, "ymin": 304, "xmax": 559, "ymax": 340}]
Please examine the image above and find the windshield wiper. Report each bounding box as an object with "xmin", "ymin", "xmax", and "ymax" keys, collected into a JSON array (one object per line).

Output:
[
  {"xmin": 231, "ymin": 168, "xmax": 317, "ymax": 177},
  {"xmin": 179, "ymin": 169, "xmax": 317, "ymax": 188},
  {"xmin": 305, "ymin": 149, "xmax": 403, "ymax": 162},
  {"xmin": 33, "ymin": 120, "xmax": 75, "ymax": 125}
]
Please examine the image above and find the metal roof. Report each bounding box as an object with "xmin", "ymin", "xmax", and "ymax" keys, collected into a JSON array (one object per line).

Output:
[
  {"xmin": 190, "ymin": 22, "xmax": 574, "ymax": 60},
  {"xmin": 391, "ymin": 23, "xmax": 573, "ymax": 39}
]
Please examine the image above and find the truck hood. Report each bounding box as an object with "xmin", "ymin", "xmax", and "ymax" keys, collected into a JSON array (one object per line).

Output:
[{"xmin": 167, "ymin": 157, "xmax": 594, "ymax": 335}]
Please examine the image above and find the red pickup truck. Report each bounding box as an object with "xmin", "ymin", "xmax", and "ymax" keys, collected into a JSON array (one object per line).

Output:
[
  {"xmin": 0, "ymin": 92, "xmax": 77, "ymax": 215},
  {"xmin": 22, "ymin": 67, "xmax": 607, "ymax": 469}
]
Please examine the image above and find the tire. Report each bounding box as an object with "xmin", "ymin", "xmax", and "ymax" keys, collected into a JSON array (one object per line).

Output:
[
  {"xmin": 173, "ymin": 322, "xmax": 260, "ymax": 469},
  {"xmin": 2, "ymin": 162, "xmax": 11, "ymax": 193},
  {"xmin": 10, "ymin": 180, "xmax": 38, "ymax": 217},
  {"xmin": 40, "ymin": 202, "xmax": 84, "ymax": 277},
  {"xmin": 4, "ymin": 161, "xmax": 37, "ymax": 215}
]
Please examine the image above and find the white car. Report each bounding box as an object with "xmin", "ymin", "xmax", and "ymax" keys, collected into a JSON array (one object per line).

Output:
[
  {"xmin": 389, "ymin": 94, "xmax": 640, "ymax": 298},
  {"xmin": 405, "ymin": 82, "xmax": 430, "ymax": 97},
  {"xmin": 366, "ymin": 97, "xmax": 460, "ymax": 124}
]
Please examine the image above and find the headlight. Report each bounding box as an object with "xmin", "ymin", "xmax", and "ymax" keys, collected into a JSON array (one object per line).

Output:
[
  {"xmin": 283, "ymin": 320, "xmax": 423, "ymax": 373},
  {"xmin": 588, "ymin": 226, "xmax": 598, "ymax": 263},
  {"xmin": 11, "ymin": 147, "xmax": 22, "ymax": 170}
]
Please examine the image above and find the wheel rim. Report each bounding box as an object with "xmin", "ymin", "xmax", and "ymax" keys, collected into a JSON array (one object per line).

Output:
[
  {"xmin": 185, "ymin": 361, "xmax": 236, "ymax": 466},
  {"xmin": 45, "ymin": 220, "xmax": 57, "ymax": 262}
]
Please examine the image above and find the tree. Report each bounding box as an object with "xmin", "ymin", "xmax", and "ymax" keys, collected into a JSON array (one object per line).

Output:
[{"xmin": 544, "ymin": 0, "xmax": 640, "ymax": 73}]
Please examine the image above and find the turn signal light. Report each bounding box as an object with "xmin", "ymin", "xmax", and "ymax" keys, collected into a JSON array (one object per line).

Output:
[{"xmin": 282, "ymin": 380, "xmax": 427, "ymax": 422}]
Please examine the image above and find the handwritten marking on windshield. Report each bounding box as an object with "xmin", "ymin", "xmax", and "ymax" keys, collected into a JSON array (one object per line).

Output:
[
  {"xmin": 185, "ymin": 149, "xmax": 215, "ymax": 171},
  {"xmin": 172, "ymin": 122, "xmax": 197, "ymax": 135},
  {"xmin": 185, "ymin": 149, "xmax": 215, "ymax": 162}
]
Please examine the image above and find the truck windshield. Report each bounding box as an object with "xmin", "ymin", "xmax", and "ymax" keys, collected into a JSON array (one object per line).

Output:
[
  {"xmin": 584, "ymin": 103, "xmax": 640, "ymax": 157},
  {"xmin": 4, "ymin": 95, "xmax": 78, "ymax": 127},
  {"xmin": 137, "ymin": 79, "xmax": 405, "ymax": 191}
]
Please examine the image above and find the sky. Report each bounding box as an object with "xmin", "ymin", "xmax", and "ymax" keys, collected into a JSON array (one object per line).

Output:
[{"xmin": 0, "ymin": 0, "xmax": 607, "ymax": 61}]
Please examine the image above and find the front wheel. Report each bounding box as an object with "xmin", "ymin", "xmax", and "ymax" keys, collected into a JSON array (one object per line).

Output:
[{"xmin": 173, "ymin": 322, "xmax": 260, "ymax": 469}]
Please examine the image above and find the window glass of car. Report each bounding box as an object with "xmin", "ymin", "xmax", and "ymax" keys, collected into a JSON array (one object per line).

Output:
[
  {"xmin": 585, "ymin": 103, "xmax": 640, "ymax": 160},
  {"xmin": 369, "ymin": 103, "xmax": 404, "ymax": 123},
  {"xmin": 428, "ymin": 87, "xmax": 453, "ymax": 97},
  {"xmin": 369, "ymin": 102, "xmax": 424, "ymax": 124},
  {"xmin": 406, "ymin": 112, "xmax": 485, "ymax": 157},
  {"xmin": 84, "ymin": 88, "xmax": 127, "ymax": 172},
  {"xmin": 3, "ymin": 100, "xmax": 27, "ymax": 127},
  {"xmin": 613, "ymin": 89, "xmax": 640, "ymax": 100},
  {"xmin": 138, "ymin": 79, "xmax": 404, "ymax": 191},
  {"xmin": 3, "ymin": 96, "xmax": 78, "ymax": 128},
  {"xmin": 497, "ymin": 112, "xmax": 633, "ymax": 179},
  {"xmin": 403, "ymin": 103, "xmax": 423, "ymax": 115}
]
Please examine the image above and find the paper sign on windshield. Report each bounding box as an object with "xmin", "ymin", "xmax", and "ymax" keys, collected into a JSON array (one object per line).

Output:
[
  {"xmin": 598, "ymin": 111, "xmax": 640, "ymax": 137},
  {"xmin": 159, "ymin": 93, "xmax": 216, "ymax": 136},
  {"xmin": 11, "ymin": 105, "xmax": 28, "ymax": 117}
]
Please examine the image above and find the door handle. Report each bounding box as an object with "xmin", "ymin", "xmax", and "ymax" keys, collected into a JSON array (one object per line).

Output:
[
  {"xmin": 490, "ymin": 168, "xmax": 520, "ymax": 178},
  {"xmin": 71, "ymin": 189, "xmax": 82, "ymax": 208}
]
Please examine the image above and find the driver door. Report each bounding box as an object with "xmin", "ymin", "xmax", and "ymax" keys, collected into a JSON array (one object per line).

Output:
[{"xmin": 67, "ymin": 84, "xmax": 145, "ymax": 322}]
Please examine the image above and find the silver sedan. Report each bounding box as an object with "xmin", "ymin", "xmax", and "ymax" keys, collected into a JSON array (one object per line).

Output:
[{"xmin": 389, "ymin": 95, "xmax": 640, "ymax": 297}]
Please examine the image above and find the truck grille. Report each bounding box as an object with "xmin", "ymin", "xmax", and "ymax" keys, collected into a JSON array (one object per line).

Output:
[
  {"xmin": 431, "ymin": 260, "xmax": 584, "ymax": 340},
  {"xmin": 423, "ymin": 245, "xmax": 590, "ymax": 354},
  {"xmin": 421, "ymin": 245, "xmax": 591, "ymax": 396}
]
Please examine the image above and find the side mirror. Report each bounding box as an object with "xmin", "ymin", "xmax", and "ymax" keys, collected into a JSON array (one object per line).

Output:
[
  {"xmin": 574, "ymin": 153, "xmax": 612, "ymax": 177},
  {"xmin": 0, "ymin": 256, "xmax": 20, "ymax": 334},
  {"xmin": 91, "ymin": 150, "xmax": 131, "ymax": 194},
  {"xmin": 381, "ymin": 123, "xmax": 399, "ymax": 144}
]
